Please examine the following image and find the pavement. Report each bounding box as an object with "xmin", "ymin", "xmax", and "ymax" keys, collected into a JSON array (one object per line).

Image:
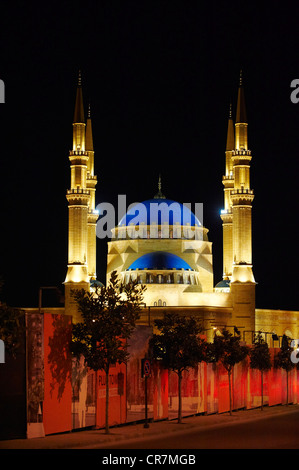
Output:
[{"xmin": 0, "ymin": 404, "xmax": 298, "ymax": 449}]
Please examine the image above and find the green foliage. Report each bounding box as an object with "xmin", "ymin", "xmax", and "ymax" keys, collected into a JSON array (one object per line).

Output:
[
  {"xmin": 71, "ymin": 271, "xmax": 146, "ymax": 372},
  {"xmin": 208, "ymin": 328, "xmax": 249, "ymax": 373},
  {"xmin": 275, "ymin": 334, "xmax": 294, "ymax": 373},
  {"xmin": 249, "ymin": 332, "xmax": 272, "ymax": 410},
  {"xmin": 150, "ymin": 312, "xmax": 206, "ymax": 423},
  {"xmin": 207, "ymin": 327, "xmax": 249, "ymax": 415},
  {"xmin": 274, "ymin": 334, "xmax": 295, "ymax": 406},
  {"xmin": 0, "ymin": 302, "xmax": 25, "ymax": 357},
  {"xmin": 250, "ymin": 332, "xmax": 272, "ymax": 372},
  {"xmin": 149, "ymin": 312, "xmax": 206, "ymax": 374},
  {"xmin": 71, "ymin": 271, "xmax": 146, "ymax": 433}
]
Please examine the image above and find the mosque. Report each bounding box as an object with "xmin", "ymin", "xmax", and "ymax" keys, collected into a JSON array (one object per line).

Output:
[
  {"xmin": 64, "ymin": 71, "xmax": 299, "ymax": 345},
  {"xmin": 3, "ymin": 71, "xmax": 299, "ymax": 441}
]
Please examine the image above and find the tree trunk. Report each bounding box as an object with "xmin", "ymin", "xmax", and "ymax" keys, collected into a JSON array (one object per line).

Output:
[
  {"xmin": 105, "ymin": 367, "xmax": 110, "ymax": 434},
  {"xmin": 261, "ymin": 370, "xmax": 264, "ymax": 411},
  {"xmin": 178, "ymin": 371, "xmax": 182, "ymax": 424},
  {"xmin": 95, "ymin": 370, "xmax": 98, "ymax": 427},
  {"xmin": 228, "ymin": 370, "xmax": 232, "ymax": 416},
  {"xmin": 286, "ymin": 370, "xmax": 289, "ymax": 406}
]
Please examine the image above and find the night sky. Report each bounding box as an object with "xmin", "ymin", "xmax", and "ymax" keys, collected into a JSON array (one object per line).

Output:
[{"xmin": 0, "ymin": 1, "xmax": 298, "ymax": 311}]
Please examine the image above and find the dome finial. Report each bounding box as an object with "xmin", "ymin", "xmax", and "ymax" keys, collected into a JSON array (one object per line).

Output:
[
  {"xmin": 239, "ymin": 69, "xmax": 243, "ymax": 87},
  {"xmin": 154, "ymin": 173, "xmax": 166, "ymax": 199}
]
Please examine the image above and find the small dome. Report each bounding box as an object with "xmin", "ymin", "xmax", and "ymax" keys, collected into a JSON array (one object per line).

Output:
[
  {"xmin": 127, "ymin": 251, "xmax": 193, "ymax": 271},
  {"xmin": 118, "ymin": 198, "xmax": 201, "ymax": 227},
  {"xmin": 90, "ymin": 279, "xmax": 104, "ymax": 288},
  {"xmin": 215, "ymin": 279, "xmax": 230, "ymax": 289}
]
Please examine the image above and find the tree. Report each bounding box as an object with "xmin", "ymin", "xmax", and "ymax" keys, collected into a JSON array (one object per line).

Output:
[
  {"xmin": 0, "ymin": 300, "xmax": 25, "ymax": 359},
  {"xmin": 275, "ymin": 334, "xmax": 295, "ymax": 406},
  {"xmin": 71, "ymin": 270, "xmax": 146, "ymax": 434},
  {"xmin": 149, "ymin": 312, "xmax": 206, "ymax": 424},
  {"xmin": 207, "ymin": 328, "xmax": 249, "ymax": 416},
  {"xmin": 249, "ymin": 332, "xmax": 272, "ymax": 410}
]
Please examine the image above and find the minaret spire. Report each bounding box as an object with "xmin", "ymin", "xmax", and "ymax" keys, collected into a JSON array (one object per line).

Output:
[
  {"xmin": 221, "ymin": 102, "xmax": 235, "ymax": 280},
  {"xmin": 86, "ymin": 103, "xmax": 94, "ymax": 152},
  {"xmin": 154, "ymin": 173, "xmax": 166, "ymax": 199},
  {"xmin": 86, "ymin": 102, "xmax": 98, "ymax": 281},
  {"xmin": 226, "ymin": 102, "xmax": 234, "ymax": 154},
  {"xmin": 235, "ymin": 69, "xmax": 247, "ymax": 146},
  {"xmin": 73, "ymin": 70, "xmax": 85, "ymax": 125}
]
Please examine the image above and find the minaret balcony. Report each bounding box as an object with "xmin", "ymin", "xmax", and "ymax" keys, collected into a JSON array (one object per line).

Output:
[
  {"xmin": 231, "ymin": 188, "xmax": 253, "ymax": 195},
  {"xmin": 231, "ymin": 189, "xmax": 254, "ymax": 206},
  {"xmin": 232, "ymin": 149, "xmax": 251, "ymax": 156},
  {"xmin": 67, "ymin": 188, "xmax": 90, "ymax": 195},
  {"xmin": 70, "ymin": 150, "xmax": 88, "ymax": 156},
  {"xmin": 232, "ymin": 150, "xmax": 252, "ymax": 164},
  {"xmin": 220, "ymin": 210, "xmax": 233, "ymax": 223},
  {"xmin": 222, "ymin": 175, "xmax": 234, "ymax": 189}
]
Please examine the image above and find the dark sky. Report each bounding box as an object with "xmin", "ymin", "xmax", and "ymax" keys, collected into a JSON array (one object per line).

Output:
[{"xmin": 0, "ymin": 1, "xmax": 298, "ymax": 310}]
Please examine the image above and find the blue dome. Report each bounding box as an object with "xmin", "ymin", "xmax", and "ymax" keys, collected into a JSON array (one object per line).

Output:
[
  {"xmin": 118, "ymin": 198, "xmax": 201, "ymax": 227},
  {"xmin": 127, "ymin": 251, "xmax": 193, "ymax": 271}
]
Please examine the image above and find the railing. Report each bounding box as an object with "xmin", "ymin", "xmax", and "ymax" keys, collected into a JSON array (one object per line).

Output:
[
  {"xmin": 231, "ymin": 189, "xmax": 254, "ymax": 195},
  {"xmin": 232, "ymin": 149, "xmax": 251, "ymax": 156},
  {"xmin": 69, "ymin": 150, "xmax": 88, "ymax": 156},
  {"xmin": 67, "ymin": 188, "xmax": 90, "ymax": 195}
]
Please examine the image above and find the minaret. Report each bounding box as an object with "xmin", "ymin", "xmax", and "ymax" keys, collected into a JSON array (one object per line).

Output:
[
  {"xmin": 230, "ymin": 71, "xmax": 255, "ymax": 338},
  {"xmin": 220, "ymin": 103, "xmax": 234, "ymax": 279},
  {"xmin": 86, "ymin": 104, "xmax": 98, "ymax": 280},
  {"xmin": 230, "ymin": 71, "xmax": 255, "ymax": 282},
  {"xmin": 64, "ymin": 71, "xmax": 91, "ymax": 320}
]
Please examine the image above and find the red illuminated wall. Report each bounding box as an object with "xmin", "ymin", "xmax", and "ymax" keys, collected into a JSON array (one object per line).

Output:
[
  {"xmin": 217, "ymin": 362, "xmax": 230, "ymax": 414},
  {"xmin": 163, "ymin": 349, "xmax": 299, "ymax": 418},
  {"xmin": 206, "ymin": 362, "xmax": 218, "ymax": 414},
  {"xmin": 43, "ymin": 313, "xmax": 72, "ymax": 435},
  {"xmin": 40, "ymin": 317, "xmax": 299, "ymax": 435},
  {"xmin": 126, "ymin": 325, "xmax": 155, "ymax": 423},
  {"xmin": 96, "ymin": 363, "xmax": 126, "ymax": 428},
  {"xmin": 153, "ymin": 362, "xmax": 168, "ymax": 420}
]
